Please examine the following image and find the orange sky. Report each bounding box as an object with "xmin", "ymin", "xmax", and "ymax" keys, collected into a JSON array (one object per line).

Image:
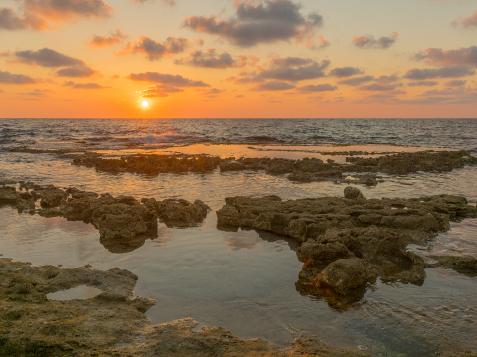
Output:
[{"xmin": 1, "ymin": 0, "xmax": 477, "ymax": 118}]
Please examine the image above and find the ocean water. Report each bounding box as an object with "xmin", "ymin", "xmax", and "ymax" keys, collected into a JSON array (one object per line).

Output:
[
  {"xmin": 0, "ymin": 118, "xmax": 476, "ymax": 356},
  {"xmin": 1, "ymin": 118, "xmax": 477, "ymax": 152}
]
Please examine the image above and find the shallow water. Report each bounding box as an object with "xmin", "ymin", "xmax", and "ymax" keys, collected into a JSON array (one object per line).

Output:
[
  {"xmin": 1, "ymin": 119, "xmax": 477, "ymax": 356},
  {"xmin": 47, "ymin": 285, "xmax": 103, "ymax": 301}
]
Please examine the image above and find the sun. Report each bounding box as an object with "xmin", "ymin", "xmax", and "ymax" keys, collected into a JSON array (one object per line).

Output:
[{"xmin": 140, "ymin": 99, "xmax": 150, "ymax": 110}]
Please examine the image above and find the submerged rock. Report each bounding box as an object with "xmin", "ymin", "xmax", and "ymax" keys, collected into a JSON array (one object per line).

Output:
[
  {"xmin": 0, "ymin": 258, "xmax": 368, "ymax": 356},
  {"xmin": 217, "ymin": 187, "xmax": 477, "ymax": 307}
]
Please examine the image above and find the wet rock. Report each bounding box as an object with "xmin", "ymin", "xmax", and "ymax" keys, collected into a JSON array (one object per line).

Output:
[
  {"xmin": 346, "ymin": 150, "xmax": 477, "ymax": 175},
  {"xmin": 73, "ymin": 153, "xmax": 221, "ymax": 175},
  {"xmin": 155, "ymin": 199, "xmax": 210, "ymax": 228},
  {"xmin": 344, "ymin": 186, "xmax": 365, "ymax": 200},
  {"xmin": 0, "ymin": 183, "xmax": 209, "ymax": 252},
  {"xmin": 217, "ymin": 188, "xmax": 477, "ymax": 306},
  {"xmin": 71, "ymin": 150, "xmax": 477, "ymax": 186},
  {"xmin": 0, "ymin": 259, "xmax": 367, "ymax": 356},
  {"xmin": 0, "ymin": 187, "xmax": 18, "ymax": 205},
  {"xmin": 315, "ymin": 258, "xmax": 377, "ymax": 296},
  {"xmin": 429, "ymin": 256, "xmax": 477, "ymax": 277}
]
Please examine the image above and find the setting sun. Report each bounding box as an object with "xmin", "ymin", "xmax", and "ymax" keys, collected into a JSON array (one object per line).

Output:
[{"xmin": 140, "ymin": 99, "xmax": 150, "ymax": 110}]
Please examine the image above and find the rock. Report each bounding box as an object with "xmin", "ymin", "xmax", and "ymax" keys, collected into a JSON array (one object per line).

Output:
[
  {"xmin": 344, "ymin": 186, "xmax": 365, "ymax": 200},
  {"xmin": 0, "ymin": 183, "xmax": 210, "ymax": 252},
  {"xmin": 71, "ymin": 150, "xmax": 477, "ymax": 185},
  {"xmin": 0, "ymin": 186, "xmax": 18, "ymax": 205},
  {"xmin": 0, "ymin": 258, "xmax": 368, "ymax": 357},
  {"xmin": 155, "ymin": 199, "xmax": 210, "ymax": 228},
  {"xmin": 315, "ymin": 258, "xmax": 377, "ymax": 296},
  {"xmin": 216, "ymin": 188, "xmax": 477, "ymax": 306},
  {"xmin": 430, "ymin": 255, "xmax": 477, "ymax": 277}
]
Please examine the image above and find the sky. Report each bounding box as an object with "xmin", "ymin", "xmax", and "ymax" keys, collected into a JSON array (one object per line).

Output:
[{"xmin": 0, "ymin": 0, "xmax": 477, "ymax": 118}]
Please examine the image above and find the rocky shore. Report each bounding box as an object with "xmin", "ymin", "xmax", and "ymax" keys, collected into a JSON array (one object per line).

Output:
[
  {"xmin": 217, "ymin": 187, "xmax": 477, "ymax": 308},
  {"xmin": 0, "ymin": 183, "xmax": 209, "ymax": 253},
  {"xmin": 0, "ymin": 258, "xmax": 368, "ymax": 357},
  {"xmin": 69, "ymin": 150, "xmax": 477, "ymax": 186}
]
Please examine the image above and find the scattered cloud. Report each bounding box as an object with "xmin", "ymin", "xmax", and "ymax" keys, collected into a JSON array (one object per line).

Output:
[
  {"xmin": 407, "ymin": 81, "xmax": 438, "ymax": 87},
  {"xmin": 90, "ymin": 30, "xmax": 126, "ymax": 47},
  {"xmin": 0, "ymin": 70, "xmax": 36, "ymax": 84},
  {"xmin": 254, "ymin": 57, "xmax": 330, "ymax": 82},
  {"xmin": 415, "ymin": 46, "xmax": 477, "ymax": 67},
  {"xmin": 129, "ymin": 71, "xmax": 208, "ymax": 97},
  {"xmin": 445, "ymin": 79, "xmax": 466, "ymax": 87},
  {"xmin": 64, "ymin": 81, "xmax": 106, "ymax": 89},
  {"xmin": 15, "ymin": 48, "xmax": 94, "ymax": 77},
  {"xmin": 298, "ymin": 84, "xmax": 337, "ymax": 92},
  {"xmin": 256, "ymin": 81, "xmax": 295, "ymax": 91},
  {"xmin": 353, "ymin": 33, "xmax": 398, "ymax": 49},
  {"xmin": 329, "ymin": 66, "xmax": 363, "ymax": 77},
  {"xmin": 176, "ymin": 49, "xmax": 238, "ymax": 68},
  {"xmin": 452, "ymin": 10, "xmax": 477, "ymax": 29},
  {"xmin": 0, "ymin": 8, "xmax": 26, "ymax": 30},
  {"xmin": 340, "ymin": 75, "xmax": 374, "ymax": 86},
  {"xmin": 124, "ymin": 37, "xmax": 188, "ymax": 60},
  {"xmin": 184, "ymin": 0, "xmax": 323, "ymax": 47},
  {"xmin": 405, "ymin": 66, "xmax": 474, "ymax": 80},
  {"xmin": 0, "ymin": 0, "xmax": 112, "ymax": 31}
]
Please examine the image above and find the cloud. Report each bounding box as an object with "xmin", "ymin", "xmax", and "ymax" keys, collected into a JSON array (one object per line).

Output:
[
  {"xmin": 15, "ymin": 48, "xmax": 82, "ymax": 67},
  {"xmin": 253, "ymin": 57, "xmax": 330, "ymax": 82},
  {"xmin": 353, "ymin": 33, "xmax": 398, "ymax": 49},
  {"xmin": 452, "ymin": 10, "xmax": 477, "ymax": 29},
  {"xmin": 256, "ymin": 81, "xmax": 295, "ymax": 91},
  {"xmin": 0, "ymin": 70, "xmax": 35, "ymax": 84},
  {"xmin": 90, "ymin": 30, "xmax": 126, "ymax": 48},
  {"xmin": 445, "ymin": 79, "xmax": 466, "ymax": 87},
  {"xmin": 339, "ymin": 75, "xmax": 374, "ymax": 86},
  {"xmin": 329, "ymin": 66, "xmax": 362, "ymax": 77},
  {"xmin": 298, "ymin": 84, "xmax": 337, "ymax": 92},
  {"xmin": 57, "ymin": 65, "xmax": 95, "ymax": 77},
  {"xmin": 184, "ymin": 0, "xmax": 323, "ymax": 47},
  {"xmin": 405, "ymin": 66, "xmax": 474, "ymax": 80},
  {"xmin": 407, "ymin": 81, "xmax": 438, "ymax": 87},
  {"xmin": 176, "ymin": 49, "xmax": 235, "ymax": 68},
  {"xmin": 0, "ymin": 8, "xmax": 26, "ymax": 30},
  {"xmin": 15, "ymin": 48, "xmax": 94, "ymax": 77},
  {"xmin": 64, "ymin": 81, "xmax": 106, "ymax": 89},
  {"xmin": 124, "ymin": 37, "xmax": 188, "ymax": 60},
  {"xmin": 129, "ymin": 71, "xmax": 208, "ymax": 97},
  {"xmin": 0, "ymin": 0, "xmax": 112, "ymax": 30},
  {"xmin": 415, "ymin": 46, "xmax": 477, "ymax": 67},
  {"xmin": 359, "ymin": 75, "xmax": 401, "ymax": 91}
]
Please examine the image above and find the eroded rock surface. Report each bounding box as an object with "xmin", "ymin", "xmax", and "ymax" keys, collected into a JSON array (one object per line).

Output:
[
  {"xmin": 73, "ymin": 153, "xmax": 221, "ymax": 175},
  {"xmin": 217, "ymin": 188, "xmax": 477, "ymax": 308},
  {"xmin": 0, "ymin": 182, "xmax": 209, "ymax": 253},
  {"xmin": 70, "ymin": 150, "xmax": 477, "ymax": 185},
  {"xmin": 0, "ymin": 259, "xmax": 367, "ymax": 357}
]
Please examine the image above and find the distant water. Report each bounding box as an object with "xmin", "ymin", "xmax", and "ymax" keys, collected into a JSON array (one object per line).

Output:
[{"xmin": 1, "ymin": 118, "xmax": 476, "ymax": 152}]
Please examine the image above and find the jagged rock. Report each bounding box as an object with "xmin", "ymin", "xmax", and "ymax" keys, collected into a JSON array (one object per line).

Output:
[
  {"xmin": 344, "ymin": 186, "xmax": 365, "ymax": 200},
  {"xmin": 217, "ymin": 188, "xmax": 477, "ymax": 306},
  {"xmin": 429, "ymin": 255, "xmax": 477, "ymax": 277},
  {"xmin": 315, "ymin": 258, "xmax": 377, "ymax": 296},
  {"xmin": 71, "ymin": 150, "xmax": 477, "ymax": 185},
  {"xmin": 0, "ymin": 183, "xmax": 209, "ymax": 252},
  {"xmin": 0, "ymin": 259, "xmax": 368, "ymax": 357}
]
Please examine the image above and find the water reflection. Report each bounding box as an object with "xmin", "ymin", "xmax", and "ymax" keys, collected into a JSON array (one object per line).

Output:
[{"xmin": 0, "ymin": 207, "xmax": 476, "ymax": 355}]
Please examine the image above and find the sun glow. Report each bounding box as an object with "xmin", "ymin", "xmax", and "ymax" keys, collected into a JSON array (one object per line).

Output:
[{"xmin": 140, "ymin": 99, "xmax": 150, "ymax": 110}]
